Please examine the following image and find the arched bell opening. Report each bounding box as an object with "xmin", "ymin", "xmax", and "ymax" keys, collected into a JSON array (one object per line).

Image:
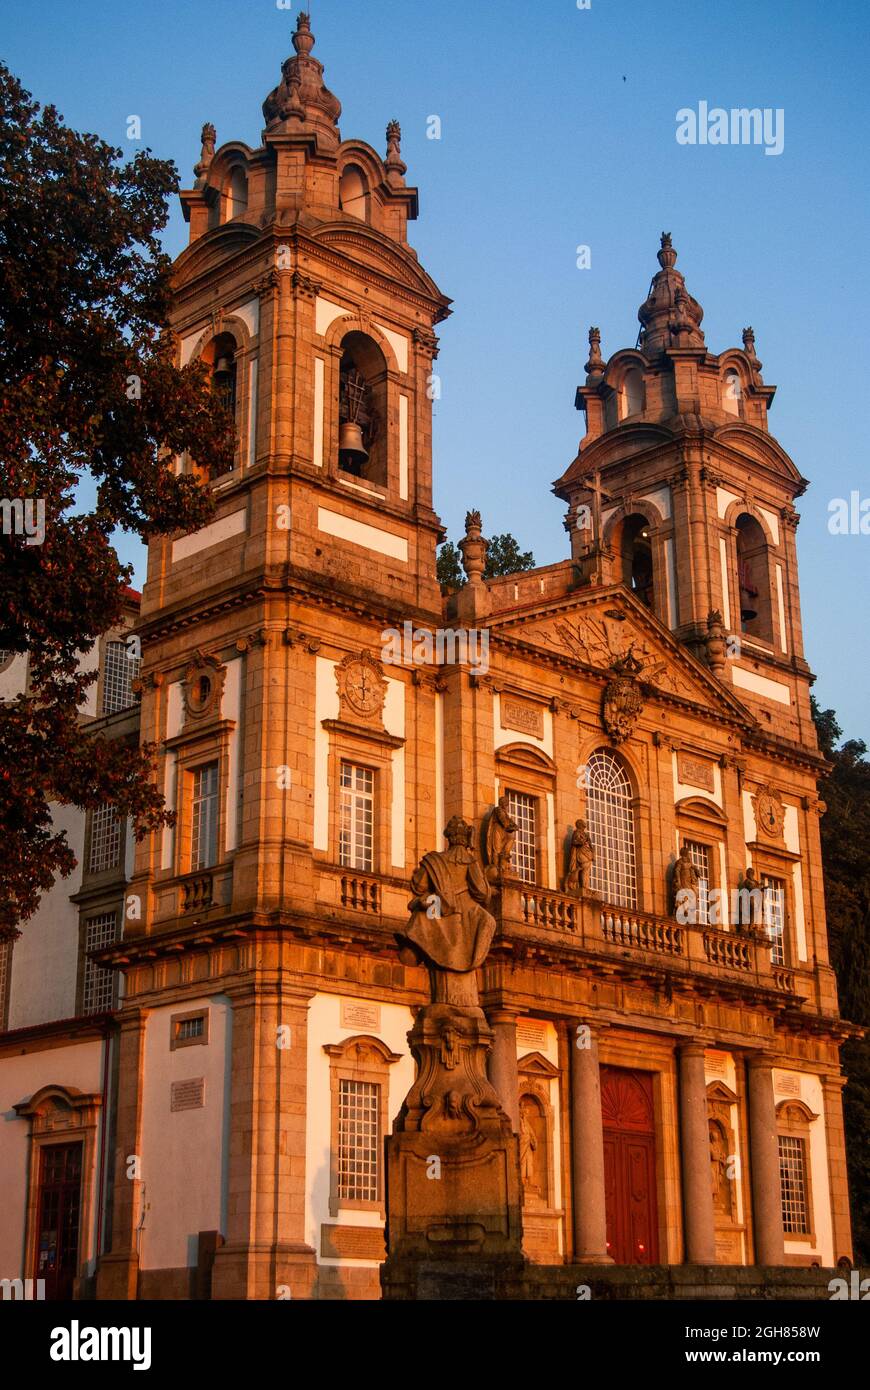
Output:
[
  {"xmin": 337, "ymin": 331, "xmax": 387, "ymax": 487},
  {"xmin": 615, "ymin": 513, "xmax": 655, "ymax": 610},
  {"xmin": 735, "ymin": 513, "xmax": 773, "ymax": 642}
]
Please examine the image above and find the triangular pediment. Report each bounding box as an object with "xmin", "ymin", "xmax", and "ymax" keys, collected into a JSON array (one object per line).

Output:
[{"xmin": 490, "ymin": 585, "xmax": 754, "ymax": 727}]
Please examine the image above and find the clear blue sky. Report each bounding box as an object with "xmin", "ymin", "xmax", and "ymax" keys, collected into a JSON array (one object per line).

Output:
[{"xmin": 3, "ymin": 0, "xmax": 868, "ymax": 740}]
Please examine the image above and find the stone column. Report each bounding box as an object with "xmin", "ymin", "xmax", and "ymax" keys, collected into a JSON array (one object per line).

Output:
[
  {"xmin": 678, "ymin": 1042, "xmax": 717, "ymax": 1264},
  {"xmin": 211, "ymin": 974, "xmax": 317, "ymax": 1300},
  {"xmin": 747, "ymin": 1054, "xmax": 785, "ymax": 1265},
  {"xmin": 570, "ymin": 1023, "xmax": 612, "ymax": 1262},
  {"xmin": 487, "ymin": 1010, "xmax": 519, "ymax": 1131},
  {"xmin": 96, "ymin": 1008, "xmax": 147, "ymax": 1300}
]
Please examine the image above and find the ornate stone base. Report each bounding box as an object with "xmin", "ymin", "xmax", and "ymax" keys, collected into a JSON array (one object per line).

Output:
[{"xmin": 383, "ymin": 1002, "xmax": 524, "ymax": 1273}]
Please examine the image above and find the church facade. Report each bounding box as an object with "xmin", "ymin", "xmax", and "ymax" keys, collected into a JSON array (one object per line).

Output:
[{"xmin": 0, "ymin": 14, "xmax": 854, "ymax": 1300}]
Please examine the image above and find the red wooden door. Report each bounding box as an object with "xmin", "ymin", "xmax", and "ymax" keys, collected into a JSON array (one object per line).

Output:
[
  {"xmin": 35, "ymin": 1142, "xmax": 82, "ymax": 1300},
  {"xmin": 600, "ymin": 1067, "xmax": 659, "ymax": 1265}
]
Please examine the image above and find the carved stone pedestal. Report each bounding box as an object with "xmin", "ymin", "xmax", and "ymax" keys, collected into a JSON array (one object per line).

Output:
[{"xmin": 381, "ymin": 1002, "xmax": 525, "ymax": 1299}]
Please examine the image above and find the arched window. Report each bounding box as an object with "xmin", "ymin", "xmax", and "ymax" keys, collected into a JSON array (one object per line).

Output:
[
  {"xmin": 735, "ymin": 513, "xmax": 773, "ymax": 641},
  {"xmin": 723, "ymin": 369, "xmax": 742, "ymax": 417},
  {"xmin": 585, "ymin": 749, "xmax": 637, "ymax": 908},
  {"xmin": 616, "ymin": 514, "xmax": 654, "ymax": 609},
  {"xmin": 619, "ymin": 367, "xmax": 644, "ymax": 419},
  {"xmin": 339, "ymin": 165, "xmax": 368, "ymax": 221},
  {"xmin": 225, "ymin": 167, "xmax": 248, "ymax": 221},
  {"xmin": 337, "ymin": 332, "xmax": 386, "ymax": 486}
]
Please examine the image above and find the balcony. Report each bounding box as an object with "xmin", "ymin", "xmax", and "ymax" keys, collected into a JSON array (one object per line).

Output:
[{"xmin": 498, "ymin": 884, "xmax": 799, "ymax": 996}]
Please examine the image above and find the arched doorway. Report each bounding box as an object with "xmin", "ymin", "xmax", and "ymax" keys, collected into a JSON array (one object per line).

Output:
[{"xmin": 600, "ymin": 1066, "xmax": 659, "ymax": 1264}]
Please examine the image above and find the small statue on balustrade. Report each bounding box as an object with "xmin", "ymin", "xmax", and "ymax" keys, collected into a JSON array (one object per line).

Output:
[
  {"xmin": 562, "ymin": 818, "xmax": 595, "ymax": 896},
  {"xmin": 484, "ymin": 793, "xmax": 518, "ymax": 883},
  {"xmin": 670, "ymin": 844, "xmax": 699, "ymax": 919}
]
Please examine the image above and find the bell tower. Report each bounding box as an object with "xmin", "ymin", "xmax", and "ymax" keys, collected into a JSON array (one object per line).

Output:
[
  {"xmin": 143, "ymin": 10, "xmax": 450, "ymax": 627},
  {"xmin": 555, "ymin": 234, "xmax": 816, "ymax": 746}
]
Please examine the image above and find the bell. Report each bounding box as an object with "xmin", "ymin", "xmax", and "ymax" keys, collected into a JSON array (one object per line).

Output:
[{"xmin": 339, "ymin": 420, "xmax": 368, "ymax": 468}]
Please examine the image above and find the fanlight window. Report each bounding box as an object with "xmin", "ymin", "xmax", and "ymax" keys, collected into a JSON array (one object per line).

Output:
[
  {"xmin": 339, "ymin": 165, "xmax": 368, "ymax": 220},
  {"xmin": 585, "ymin": 750, "xmax": 637, "ymax": 909},
  {"xmin": 723, "ymin": 370, "xmax": 743, "ymax": 417},
  {"xmin": 225, "ymin": 166, "xmax": 248, "ymax": 221},
  {"xmin": 619, "ymin": 367, "xmax": 644, "ymax": 419}
]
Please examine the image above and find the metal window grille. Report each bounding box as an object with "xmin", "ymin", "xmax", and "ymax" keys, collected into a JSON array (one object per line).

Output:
[
  {"xmin": 88, "ymin": 805, "xmax": 121, "ymax": 874},
  {"xmin": 82, "ymin": 912, "xmax": 119, "ymax": 1015},
  {"xmin": 0, "ymin": 938, "xmax": 12, "ymax": 1027},
  {"xmin": 507, "ymin": 791, "xmax": 537, "ymax": 884},
  {"xmin": 762, "ymin": 874, "xmax": 786, "ymax": 965},
  {"xmin": 338, "ymin": 1078, "xmax": 379, "ymax": 1203},
  {"xmin": 101, "ymin": 639, "xmax": 141, "ymax": 715},
  {"xmin": 191, "ymin": 763, "xmax": 219, "ymax": 870},
  {"xmin": 686, "ymin": 841, "xmax": 711, "ymax": 925},
  {"xmin": 586, "ymin": 750, "xmax": 637, "ymax": 909},
  {"xmin": 339, "ymin": 763, "xmax": 374, "ymax": 871},
  {"xmin": 778, "ymin": 1134, "xmax": 809, "ymax": 1234},
  {"xmin": 177, "ymin": 1016, "xmax": 204, "ymax": 1041}
]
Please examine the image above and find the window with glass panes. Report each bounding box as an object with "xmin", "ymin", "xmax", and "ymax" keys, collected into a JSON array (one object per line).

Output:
[
  {"xmin": 88, "ymin": 805, "xmax": 121, "ymax": 875},
  {"xmin": 685, "ymin": 841, "xmax": 711, "ymax": 925},
  {"xmin": 82, "ymin": 912, "xmax": 119, "ymax": 1014},
  {"xmin": 337, "ymin": 1078, "xmax": 380, "ymax": 1202},
  {"xmin": 339, "ymin": 763, "xmax": 374, "ymax": 871},
  {"xmin": 507, "ymin": 791, "xmax": 537, "ymax": 884},
  {"xmin": 191, "ymin": 763, "xmax": 219, "ymax": 870},
  {"xmin": 762, "ymin": 874, "xmax": 786, "ymax": 965},
  {"xmin": 101, "ymin": 639, "xmax": 141, "ymax": 715},
  {"xmin": 586, "ymin": 750, "xmax": 637, "ymax": 909},
  {"xmin": 778, "ymin": 1134, "xmax": 810, "ymax": 1234}
]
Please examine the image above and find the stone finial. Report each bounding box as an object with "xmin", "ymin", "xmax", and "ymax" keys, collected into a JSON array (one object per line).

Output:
[
  {"xmin": 658, "ymin": 231, "xmax": 677, "ymax": 269},
  {"xmin": 585, "ymin": 326, "xmax": 605, "ymax": 379},
  {"xmin": 455, "ymin": 511, "xmax": 492, "ymax": 622},
  {"xmin": 705, "ymin": 609, "xmax": 727, "ymax": 676},
  {"xmin": 194, "ymin": 122, "xmax": 216, "ymax": 181},
  {"xmin": 637, "ymin": 231, "xmax": 705, "ymax": 357},
  {"xmin": 293, "ymin": 11, "xmax": 315, "ymax": 56},
  {"xmin": 385, "ymin": 119, "xmax": 407, "ymax": 181},
  {"xmin": 742, "ymin": 326, "xmax": 762, "ymax": 373},
  {"xmin": 262, "ymin": 11, "xmax": 342, "ymax": 137}
]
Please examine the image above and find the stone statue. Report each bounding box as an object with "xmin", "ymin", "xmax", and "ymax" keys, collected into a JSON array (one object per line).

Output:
[
  {"xmin": 671, "ymin": 844, "xmax": 699, "ymax": 917},
  {"xmin": 736, "ymin": 865, "xmax": 774, "ymax": 943},
  {"xmin": 709, "ymin": 1121, "xmax": 732, "ymax": 1217},
  {"xmin": 519, "ymin": 1102, "xmax": 538, "ymax": 1188},
  {"xmin": 563, "ymin": 818, "xmax": 595, "ymax": 896},
  {"xmin": 398, "ymin": 816, "xmax": 496, "ymax": 1007},
  {"xmin": 485, "ymin": 794, "xmax": 518, "ymax": 882}
]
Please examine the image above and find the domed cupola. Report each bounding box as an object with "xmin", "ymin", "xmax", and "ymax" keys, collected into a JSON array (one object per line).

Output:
[
  {"xmin": 637, "ymin": 233, "xmax": 705, "ymax": 358},
  {"xmin": 262, "ymin": 12, "xmax": 342, "ymax": 149}
]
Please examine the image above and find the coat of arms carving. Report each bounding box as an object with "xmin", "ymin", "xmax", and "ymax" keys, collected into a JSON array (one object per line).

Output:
[{"xmin": 601, "ymin": 649, "xmax": 645, "ymax": 744}]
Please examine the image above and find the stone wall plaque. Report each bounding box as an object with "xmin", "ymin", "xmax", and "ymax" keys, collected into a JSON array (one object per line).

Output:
[
  {"xmin": 774, "ymin": 1071, "xmax": 801, "ymax": 1097},
  {"xmin": 340, "ymin": 999, "xmax": 382, "ymax": 1032},
  {"xmin": 170, "ymin": 1077, "xmax": 205, "ymax": 1112},
  {"xmin": 501, "ymin": 697, "xmax": 544, "ymax": 740},
  {"xmin": 320, "ymin": 1224, "xmax": 386, "ymax": 1261},
  {"xmin": 517, "ymin": 1018, "xmax": 548, "ymax": 1051},
  {"xmin": 705, "ymin": 1051, "xmax": 729, "ymax": 1077},
  {"xmin": 677, "ymin": 752, "xmax": 715, "ymax": 792}
]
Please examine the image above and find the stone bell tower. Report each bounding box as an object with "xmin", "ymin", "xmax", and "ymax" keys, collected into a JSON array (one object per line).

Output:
[
  {"xmin": 98, "ymin": 15, "xmax": 453, "ymax": 1302},
  {"xmin": 145, "ymin": 9, "xmax": 451, "ymax": 625},
  {"xmin": 554, "ymin": 233, "xmax": 816, "ymax": 747}
]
